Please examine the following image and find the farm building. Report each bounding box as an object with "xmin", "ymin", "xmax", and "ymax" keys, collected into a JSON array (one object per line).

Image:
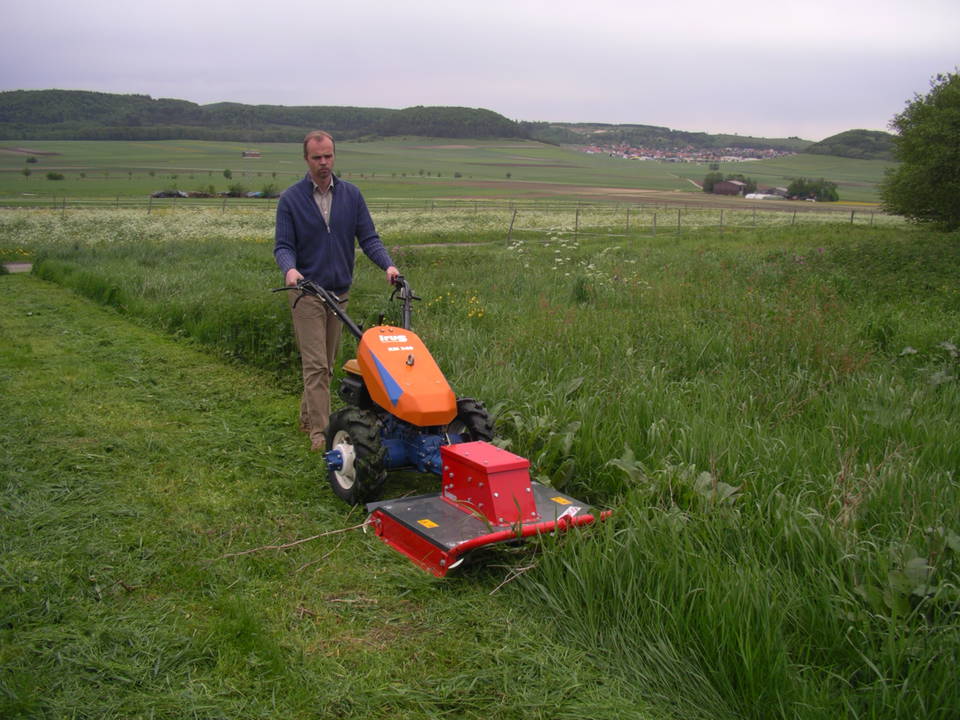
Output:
[
  {"xmin": 241, "ymin": 150, "xmax": 261, "ymax": 158},
  {"xmin": 712, "ymin": 180, "xmax": 746, "ymax": 196}
]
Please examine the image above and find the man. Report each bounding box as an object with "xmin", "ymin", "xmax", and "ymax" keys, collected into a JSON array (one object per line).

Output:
[{"xmin": 274, "ymin": 130, "xmax": 399, "ymax": 451}]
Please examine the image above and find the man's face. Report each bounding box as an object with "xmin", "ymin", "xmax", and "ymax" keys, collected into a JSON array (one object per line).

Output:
[{"xmin": 305, "ymin": 137, "xmax": 335, "ymax": 187}]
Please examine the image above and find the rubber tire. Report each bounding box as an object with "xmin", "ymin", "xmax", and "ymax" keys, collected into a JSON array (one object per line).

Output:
[
  {"xmin": 445, "ymin": 397, "xmax": 495, "ymax": 444},
  {"xmin": 324, "ymin": 407, "xmax": 388, "ymax": 505}
]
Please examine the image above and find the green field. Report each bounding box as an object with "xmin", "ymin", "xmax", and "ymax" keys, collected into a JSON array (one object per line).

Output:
[
  {"xmin": 0, "ymin": 139, "xmax": 894, "ymax": 205},
  {"xmin": 670, "ymin": 154, "xmax": 895, "ymax": 203},
  {"xmin": 2, "ymin": 206, "xmax": 957, "ymax": 718}
]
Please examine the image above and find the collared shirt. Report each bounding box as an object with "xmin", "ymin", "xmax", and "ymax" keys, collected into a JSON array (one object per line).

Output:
[{"xmin": 312, "ymin": 177, "xmax": 333, "ymax": 226}]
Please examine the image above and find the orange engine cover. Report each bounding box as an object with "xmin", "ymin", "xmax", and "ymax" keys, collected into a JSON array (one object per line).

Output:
[{"xmin": 356, "ymin": 325, "xmax": 457, "ymax": 426}]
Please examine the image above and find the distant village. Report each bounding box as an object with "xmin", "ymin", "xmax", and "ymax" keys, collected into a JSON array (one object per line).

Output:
[{"xmin": 580, "ymin": 143, "xmax": 795, "ymax": 164}]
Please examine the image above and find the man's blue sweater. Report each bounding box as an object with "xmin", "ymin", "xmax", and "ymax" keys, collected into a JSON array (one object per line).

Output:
[{"xmin": 274, "ymin": 174, "xmax": 393, "ymax": 294}]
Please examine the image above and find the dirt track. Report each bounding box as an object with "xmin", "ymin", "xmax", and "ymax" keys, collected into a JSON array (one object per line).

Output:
[{"xmin": 0, "ymin": 146, "xmax": 60, "ymax": 156}]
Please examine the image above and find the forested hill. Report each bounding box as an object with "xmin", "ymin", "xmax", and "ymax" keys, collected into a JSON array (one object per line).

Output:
[
  {"xmin": 805, "ymin": 129, "xmax": 895, "ymax": 160},
  {"xmin": 530, "ymin": 122, "xmax": 813, "ymax": 153},
  {"xmin": 3, "ymin": 89, "xmax": 816, "ymax": 152},
  {"xmin": 0, "ymin": 90, "xmax": 530, "ymax": 142}
]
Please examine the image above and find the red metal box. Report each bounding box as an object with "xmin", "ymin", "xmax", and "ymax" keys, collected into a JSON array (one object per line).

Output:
[{"xmin": 440, "ymin": 441, "xmax": 538, "ymax": 526}]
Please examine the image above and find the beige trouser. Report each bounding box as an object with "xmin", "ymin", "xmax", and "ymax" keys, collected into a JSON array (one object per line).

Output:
[{"xmin": 288, "ymin": 291, "xmax": 348, "ymax": 443}]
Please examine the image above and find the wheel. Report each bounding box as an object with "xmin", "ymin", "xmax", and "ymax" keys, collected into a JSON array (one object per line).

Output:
[
  {"xmin": 444, "ymin": 398, "xmax": 494, "ymax": 444},
  {"xmin": 324, "ymin": 408, "xmax": 387, "ymax": 505}
]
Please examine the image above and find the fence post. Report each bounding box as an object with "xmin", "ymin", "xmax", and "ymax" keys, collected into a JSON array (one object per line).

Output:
[
  {"xmin": 753, "ymin": 207, "xmax": 757, "ymax": 226},
  {"xmin": 677, "ymin": 207, "xmax": 681, "ymax": 232},
  {"xmin": 575, "ymin": 206, "xmax": 580, "ymax": 240},
  {"xmin": 720, "ymin": 209, "xmax": 724, "ymax": 227},
  {"xmin": 147, "ymin": 195, "xmax": 153, "ymax": 215},
  {"xmin": 507, "ymin": 209, "xmax": 517, "ymax": 244},
  {"xmin": 626, "ymin": 206, "xmax": 630, "ymax": 232},
  {"xmin": 652, "ymin": 213, "xmax": 657, "ymax": 237},
  {"xmin": 850, "ymin": 210, "xmax": 855, "ymax": 224},
  {"xmin": 792, "ymin": 210, "xmax": 796, "ymax": 225},
  {"xmin": 221, "ymin": 197, "xmax": 227, "ymax": 214}
]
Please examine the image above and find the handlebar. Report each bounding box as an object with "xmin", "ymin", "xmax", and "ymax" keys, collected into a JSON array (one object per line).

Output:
[
  {"xmin": 272, "ymin": 274, "xmax": 420, "ymax": 334},
  {"xmin": 272, "ymin": 279, "xmax": 364, "ymax": 339},
  {"xmin": 389, "ymin": 275, "xmax": 419, "ymax": 329}
]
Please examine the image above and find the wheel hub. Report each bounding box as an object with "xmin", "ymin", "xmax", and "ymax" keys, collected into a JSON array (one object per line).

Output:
[{"xmin": 330, "ymin": 430, "xmax": 356, "ymax": 489}]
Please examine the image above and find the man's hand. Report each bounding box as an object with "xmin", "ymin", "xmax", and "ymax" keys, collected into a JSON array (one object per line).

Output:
[
  {"xmin": 386, "ymin": 266, "xmax": 400, "ymax": 284},
  {"xmin": 285, "ymin": 268, "xmax": 304, "ymax": 286}
]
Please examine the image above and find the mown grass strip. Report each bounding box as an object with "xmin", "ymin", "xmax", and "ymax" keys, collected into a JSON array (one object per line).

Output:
[{"xmin": 0, "ymin": 275, "xmax": 646, "ymax": 719}]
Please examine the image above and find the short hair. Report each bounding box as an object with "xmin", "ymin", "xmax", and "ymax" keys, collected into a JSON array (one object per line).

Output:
[{"xmin": 303, "ymin": 130, "xmax": 335, "ymax": 157}]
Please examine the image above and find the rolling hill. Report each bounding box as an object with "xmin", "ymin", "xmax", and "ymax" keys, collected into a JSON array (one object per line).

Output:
[
  {"xmin": 0, "ymin": 90, "xmax": 528, "ymax": 143},
  {"xmin": 805, "ymin": 129, "xmax": 895, "ymax": 160},
  {"xmin": 3, "ymin": 89, "xmax": 814, "ymax": 154}
]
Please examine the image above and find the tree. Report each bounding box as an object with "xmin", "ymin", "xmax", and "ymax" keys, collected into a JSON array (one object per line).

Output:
[
  {"xmin": 702, "ymin": 171, "xmax": 724, "ymax": 192},
  {"xmin": 880, "ymin": 71, "xmax": 960, "ymax": 229}
]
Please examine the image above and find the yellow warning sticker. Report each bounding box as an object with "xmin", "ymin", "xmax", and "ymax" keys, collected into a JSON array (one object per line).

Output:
[
  {"xmin": 551, "ymin": 497, "xmax": 572, "ymax": 505},
  {"xmin": 418, "ymin": 518, "xmax": 439, "ymax": 528}
]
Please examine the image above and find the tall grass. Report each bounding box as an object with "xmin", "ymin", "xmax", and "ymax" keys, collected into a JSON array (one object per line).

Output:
[{"xmin": 3, "ymin": 206, "xmax": 959, "ymax": 717}]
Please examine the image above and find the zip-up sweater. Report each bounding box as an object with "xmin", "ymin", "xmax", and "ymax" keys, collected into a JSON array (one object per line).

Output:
[{"xmin": 274, "ymin": 174, "xmax": 393, "ymax": 294}]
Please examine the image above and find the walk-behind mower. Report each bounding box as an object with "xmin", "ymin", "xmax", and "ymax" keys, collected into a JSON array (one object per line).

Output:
[{"xmin": 278, "ymin": 277, "xmax": 610, "ymax": 576}]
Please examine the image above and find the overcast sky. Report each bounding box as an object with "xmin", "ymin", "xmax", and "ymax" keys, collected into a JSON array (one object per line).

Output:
[{"xmin": 2, "ymin": 0, "xmax": 957, "ymax": 141}]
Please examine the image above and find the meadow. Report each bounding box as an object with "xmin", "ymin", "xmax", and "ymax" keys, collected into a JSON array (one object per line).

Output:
[
  {"xmin": 2, "ymin": 205, "xmax": 958, "ymax": 719},
  {"xmin": 0, "ymin": 138, "xmax": 894, "ymax": 204}
]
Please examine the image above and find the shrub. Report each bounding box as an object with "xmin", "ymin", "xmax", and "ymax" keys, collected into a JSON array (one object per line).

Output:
[{"xmin": 788, "ymin": 177, "xmax": 839, "ymax": 202}]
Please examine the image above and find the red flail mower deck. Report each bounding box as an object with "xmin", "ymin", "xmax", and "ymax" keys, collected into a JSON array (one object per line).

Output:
[{"xmin": 366, "ymin": 441, "xmax": 611, "ymax": 576}]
